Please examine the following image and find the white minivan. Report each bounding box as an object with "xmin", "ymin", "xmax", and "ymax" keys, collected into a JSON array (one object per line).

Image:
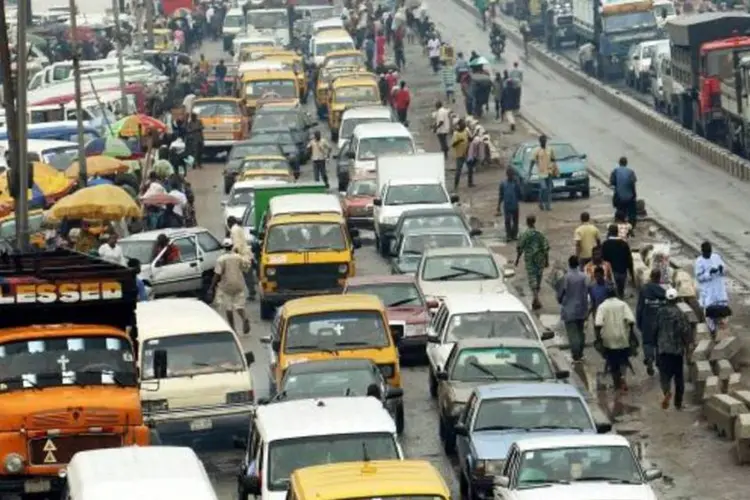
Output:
[
  {"xmin": 337, "ymin": 105, "xmax": 395, "ymax": 149},
  {"xmin": 137, "ymin": 298, "xmax": 255, "ymax": 448},
  {"xmin": 339, "ymin": 122, "xmax": 417, "ymax": 175}
]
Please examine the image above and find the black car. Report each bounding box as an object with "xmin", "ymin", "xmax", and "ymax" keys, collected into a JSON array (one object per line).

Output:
[
  {"xmin": 392, "ymin": 207, "xmax": 482, "ymax": 249},
  {"xmin": 253, "ymin": 109, "xmax": 316, "ymax": 160},
  {"xmin": 223, "ymin": 141, "xmax": 288, "ymax": 194},
  {"xmin": 248, "ymin": 130, "xmax": 302, "ymax": 170},
  {"xmin": 261, "ymin": 358, "xmax": 405, "ymax": 433}
]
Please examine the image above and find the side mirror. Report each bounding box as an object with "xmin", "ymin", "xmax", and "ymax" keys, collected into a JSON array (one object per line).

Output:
[
  {"xmin": 555, "ymin": 369, "xmax": 570, "ymax": 380},
  {"xmin": 643, "ymin": 468, "xmax": 662, "ymax": 482},
  {"xmin": 332, "ymin": 153, "xmax": 339, "ymax": 159},
  {"xmin": 436, "ymin": 370, "xmax": 448, "ymax": 380},
  {"xmin": 469, "ymin": 228, "xmax": 482, "ymax": 237},
  {"xmin": 426, "ymin": 299, "xmax": 439, "ymax": 309},
  {"xmin": 152, "ymin": 349, "xmax": 168, "ymax": 379},
  {"xmin": 242, "ymin": 475, "xmax": 262, "ymax": 496},
  {"xmin": 229, "ymin": 49, "xmax": 235, "ymax": 56},
  {"xmin": 349, "ymin": 227, "xmax": 360, "ymax": 238},
  {"xmin": 257, "ymin": 397, "xmax": 270, "ymax": 405},
  {"xmin": 260, "ymin": 336, "xmax": 271, "ymax": 344},
  {"xmin": 352, "ymin": 236, "xmax": 362, "ymax": 249},
  {"xmin": 596, "ymin": 421, "xmax": 613, "ymax": 434},
  {"xmin": 388, "ymin": 240, "xmax": 398, "ymax": 257},
  {"xmin": 221, "ymin": 200, "xmax": 228, "ymax": 206},
  {"xmin": 632, "ymin": 54, "xmax": 640, "ymax": 60},
  {"xmin": 454, "ymin": 422, "xmax": 469, "ymax": 436},
  {"xmin": 346, "ymin": 151, "xmax": 355, "ymax": 159},
  {"xmin": 580, "ymin": 153, "xmax": 587, "ymax": 159},
  {"xmin": 427, "ymin": 334, "xmax": 441, "ymax": 344},
  {"xmin": 494, "ymin": 476, "xmax": 510, "ymax": 488},
  {"xmin": 385, "ymin": 387, "xmax": 403, "ymax": 399},
  {"xmin": 450, "ymin": 194, "xmax": 460, "ymax": 203},
  {"xmin": 244, "ymin": 351, "xmax": 255, "ymax": 365},
  {"xmin": 503, "ymin": 268, "xmax": 516, "ymax": 279},
  {"xmin": 541, "ymin": 330, "xmax": 555, "ymax": 341},
  {"xmin": 373, "ymin": 198, "xmax": 382, "ymax": 206},
  {"xmin": 271, "ymin": 339, "xmax": 281, "ymax": 352},
  {"xmin": 233, "ymin": 435, "xmax": 248, "ymax": 449},
  {"xmin": 249, "ymin": 228, "xmax": 258, "ymax": 236}
]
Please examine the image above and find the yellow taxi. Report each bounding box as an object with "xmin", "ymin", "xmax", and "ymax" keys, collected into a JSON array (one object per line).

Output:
[
  {"xmin": 327, "ymin": 74, "xmax": 380, "ymax": 136},
  {"xmin": 263, "ymin": 294, "xmax": 402, "ymax": 391},
  {"xmin": 260, "ymin": 52, "xmax": 307, "ymax": 102},
  {"xmin": 238, "ymin": 155, "xmax": 293, "ymax": 182},
  {"xmin": 191, "ymin": 97, "xmax": 249, "ymax": 153},
  {"xmin": 153, "ymin": 29, "xmax": 171, "ymax": 51},
  {"xmin": 321, "ymin": 49, "xmax": 365, "ymax": 71},
  {"xmin": 289, "ymin": 461, "xmax": 451, "ymax": 500},
  {"xmin": 315, "ymin": 65, "xmax": 367, "ymax": 116},
  {"xmin": 237, "ymin": 43, "xmax": 281, "ymax": 62},
  {"xmin": 0, "ymin": 209, "xmax": 46, "ymax": 248},
  {"xmin": 240, "ymin": 69, "xmax": 300, "ymax": 114}
]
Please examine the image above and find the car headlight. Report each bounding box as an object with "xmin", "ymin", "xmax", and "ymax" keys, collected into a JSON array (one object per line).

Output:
[
  {"xmin": 571, "ymin": 170, "xmax": 588, "ymax": 178},
  {"xmin": 266, "ymin": 267, "xmax": 276, "ymax": 277},
  {"xmin": 3, "ymin": 453, "xmax": 24, "ymax": 473},
  {"xmin": 404, "ymin": 324, "xmax": 426, "ymax": 337},
  {"xmin": 529, "ymin": 174, "xmax": 540, "ymax": 181},
  {"xmin": 338, "ymin": 264, "xmax": 348, "ymax": 274},
  {"xmin": 451, "ymin": 402, "xmax": 466, "ymax": 416},
  {"xmin": 475, "ymin": 459, "xmax": 505, "ymax": 476},
  {"xmin": 226, "ymin": 390, "xmax": 254, "ymax": 404},
  {"xmin": 142, "ymin": 399, "xmax": 169, "ymax": 413}
]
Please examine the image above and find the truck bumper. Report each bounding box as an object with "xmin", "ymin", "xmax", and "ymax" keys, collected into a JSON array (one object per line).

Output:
[
  {"xmin": 0, "ymin": 475, "xmax": 66, "ymax": 495},
  {"xmin": 145, "ymin": 403, "xmax": 254, "ymax": 451},
  {"xmin": 261, "ymin": 288, "xmax": 343, "ymax": 306}
]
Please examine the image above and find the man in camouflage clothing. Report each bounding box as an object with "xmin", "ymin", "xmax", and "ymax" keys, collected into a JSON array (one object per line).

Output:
[
  {"xmin": 515, "ymin": 214, "xmax": 550, "ymax": 310},
  {"xmin": 654, "ymin": 287, "xmax": 693, "ymax": 410}
]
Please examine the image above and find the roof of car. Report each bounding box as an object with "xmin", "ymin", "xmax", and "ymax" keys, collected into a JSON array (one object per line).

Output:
[
  {"xmin": 233, "ymin": 179, "xmax": 289, "ymax": 190},
  {"xmin": 270, "ymin": 193, "xmax": 342, "ymax": 215},
  {"xmin": 136, "ymin": 298, "xmax": 233, "ymax": 339},
  {"xmin": 475, "ymin": 382, "xmax": 583, "ymax": 400},
  {"xmin": 402, "ymin": 228, "xmax": 470, "ymax": 238},
  {"xmin": 120, "ymin": 227, "xmax": 209, "ymax": 242},
  {"xmin": 398, "ymin": 207, "xmax": 462, "ymax": 219},
  {"xmin": 255, "ymin": 396, "xmax": 396, "ymax": 441},
  {"xmin": 423, "ymin": 246, "xmax": 492, "ymax": 257},
  {"xmin": 453, "ymin": 337, "xmax": 543, "ymax": 351},
  {"xmin": 441, "ymin": 292, "xmax": 529, "ymax": 314},
  {"xmin": 341, "ymin": 105, "xmax": 392, "ymax": 119},
  {"xmin": 282, "ymin": 293, "xmax": 384, "ymax": 316},
  {"xmin": 352, "ymin": 121, "xmax": 411, "ymax": 139},
  {"xmin": 514, "ymin": 434, "xmax": 631, "ymax": 452},
  {"xmin": 346, "ymin": 274, "xmax": 418, "ymax": 286},
  {"xmin": 284, "ymin": 358, "xmax": 377, "ymax": 375}
]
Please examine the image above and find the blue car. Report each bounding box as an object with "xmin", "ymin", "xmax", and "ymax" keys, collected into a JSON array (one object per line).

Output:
[
  {"xmin": 453, "ymin": 382, "xmax": 612, "ymax": 500},
  {"xmin": 509, "ymin": 140, "xmax": 590, "ymax": 201}
]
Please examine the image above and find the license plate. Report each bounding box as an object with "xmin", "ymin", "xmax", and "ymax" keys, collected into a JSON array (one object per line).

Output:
[
  {"xmin": 24, "ymin": 479, "xmax": 51, "ymax": 494},
  {"xmin": 190, "ymin": 418, "xmax": 213, "ymax": 431},
  {"xmin": 552, "ymin": 179, "xmax": 566, "ymax": 188}
]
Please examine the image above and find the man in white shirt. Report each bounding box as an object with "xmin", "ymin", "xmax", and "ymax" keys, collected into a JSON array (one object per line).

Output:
[
  {"xmin": 427, "ymin": 34, "xmax": 441, "ymax": 73},
  {"xmin": 168, "ymin": 184, "xmax": 188, "ymax": 218},
  {"xmin": 594, "ymin": 286, "xmax": 636, "ymax": 399},
  {"xmin": 433, "ymin": 101, "xmax": 451, "ymax": 159},
  {"xmin": 98, "ymin": 233, "xmax": 127, "ymax": 266},
  {"xmin": 142, "ymin": 172, "xmax": 166, "ymax": 198},
  {"xmin": 227, "ymin": 216, "xmax": 255, "ymax": 300}
]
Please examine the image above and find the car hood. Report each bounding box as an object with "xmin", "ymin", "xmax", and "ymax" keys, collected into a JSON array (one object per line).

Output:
[
  {"xmin": 393, "ymin": 256, "xmax": 420, "ymax": 274},
  {"xmin": 472, "ymin": 429, "xmax": 593, "ymax": 460},
  {"xmin": 386, "ymin": 306, "xmax": 429, "ymax": 324},
  {"xmin": 345, "ymin": 195, "xmax": 375, "ymax": 207},
  {"xmin": 556, "ymin": 158, "xmax": 586, "ymax": 174},
  {"xmin": 514, "ymin": 483, "xmax": 656, "ymax": 500},
  {"xmin": 420, "ymin": 278, "xmax": 506, "ymax": 299},
  {"xmin": 224, "ymin": 205, "xmax": 248, "ymax": 221},
  {"xmin": 447, "ymin": 381, "xmax": 483, "ymax": 404}
]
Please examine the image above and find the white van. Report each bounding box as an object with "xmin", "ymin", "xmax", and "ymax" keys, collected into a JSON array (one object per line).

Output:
[
  {"xmin": 311, "ymin": 34, "xmax": 355, "ymax": 66},
  {"xmin": 337, "ymin": 105, "xmax": 396, "ymax": 149},
  {"xmin": 312, "ymin": 17, "xmax": 345, "ymax": 35},
  {"xmin": 28, "ymin": 59, "xmax": 152, "ymax": 91},
  {"xmin": 340, "ymin": 122, "xmax": 417, "ymax": 173},
  {"xmin": 223, "ymin": 7, "xmax": 247, "ymax": 40},
  {"xmin": 65, "ymin": 446, "xmax": 218, "ymax": 500},
  {"xmin": 236, "ymin": 397, "xmax": 403, "ymax": 500},
  {"xmin": 137, "ymin": 298, "xmax": 256, "ymax": 447},
  {"xmin": 268, "ymin": 193, "xmax": 344, "ymax": 219}
]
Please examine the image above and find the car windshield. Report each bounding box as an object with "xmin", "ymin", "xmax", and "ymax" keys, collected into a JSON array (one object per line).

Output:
[
  {"xmin": 241, "ymin": 204, "xmax": 255, "ymax": 227},
  {"xmin": 602, "ymin": 11, "xmax": 655, "ymax": 32},
  {"xmin": 0, "ymin": 335, "xmax": 137, "ymax": 390},
  {"xmin": 267, "ymin": 433, "xmax": 399, "ymax": 490},
  {"xmin": 248, "ymin": 11, "xmax": 287, "ymax": 29},
  {"xmin": 229, "ymin": 187, "xmax": 255, "ymax": 206},
  {"xmin": 42, "ymin": 146, "xmax": 78, "ymax": 170},
  {"xmin": 251, "ymin": 131, "xmax": 295, "ymax": 146},
  {"xmin": 284, "ymin": 310, "xmax": 389, "ymax": 352},
  {"xmin": 449, "ymin": 346, "xmax": 553, "ymax": 382},
  {"xmin": 266, "ymin": 222, "xmax": 346, "ymax": 252},
  {"xmin": 421, "ymin": 255, "xmax": 499, "ymax": 281},
  {"xmin": 120, "ymin": 240, "xmax": 158, "ymax": 265},
  {"xmin": 357, "ymin": 137, "xmax": 414, "ymax": 161},
  {"xmin": 385, "ymin": 184, "xmax": 447, "ymax": 206},
  {"xmin": 0, "ymin": 214, "xmax": 43, "ymax": 239},
  {"xmin": 241, "ymin": 159, "xmax": 288, "ymax": 171},
  {"xmin": 447, "ymin": 312, "xmax": 536, "ymax": 340},
  {"xmin": 253, "ymin": 112, "xmax": 300, "ymax": 130},
  {"xmin": 281, "ymin": 367, "xmax": 380, "ymax": 399},
  {"xmin": 546, "ymin": 143, "xmax": 579, "ymax": 162},
  {"xmin": 317, "ymin": 41, "xmax": 355, "ymax": 56},
  {"xmin": 224, "ymin": 14, "xmax": 244, "ymax": 27},
  {"xmin": 653, "ymin": 3, "xmax": 675, "ymax": 16},
  {"xmin": 341, "ymin": 117, "xmax": 390, "ymax": 139},
  {"xmin": 230, "ymin": 144, "xmax": 279, "ymax": 160},
  {"xmin": 474, "ymin": 396, "xmax": 592, "ymax": 432},
  {"xmin": 346, "ymin": 283, "xmax": 424, "ymax": 308},
  {"xmin": 245, "ymin": 79, "xmax": 297, "ymax": 98},
  {"xmin": 193, "ymin": 101, "xmax": 241, "ymax": 117},
  {"xmin": 325, "ymin": 54, "xmax": 363, "ymax": 67},
  {"xmin": 347, "ymin": 178, "xmax": 377, "ymax": 196},
  {"xmin": 140, "ymin": 331, "xmax": 244, "ymax": 379},
  {"xmin": 401, "ymin": 214, "xmax": 465, "ymax": 232},
  {"xmin": 402, "ymin": 233, "xmax": 470, "ymax": 256},
  {"xmin": 642, "ymin": 41, "xmax": 669, "ymax": 59},
  {"xmin": 517, "ymin": 445, "xmax": 642, "ymax": 487},
  {"xmin": 335, "ymin": 85, "xmax": 378, "ymax": 104}
]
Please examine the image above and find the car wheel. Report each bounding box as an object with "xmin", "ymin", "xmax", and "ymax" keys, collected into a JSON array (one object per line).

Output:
[
  {"xmin": 378, "ymin": 236, "xmax": 389, "ymax": 256},
  {"xmin": 259, "ymin": 300, "xmax": 275, "ymax": 320},
  {"xmin": 395, "ymin": 402, "xmax": 405, "ymax": 434},
  {"xmin": 521, "ymin": 183, "xmax": 534, "ymax": 202},
  {"xmin": 442, "ymin": 418, "xmax": 456, "ymax": 455},
  {"xmin": 459, "ymin": 474, "xmax": 469, "ymax": 499},
  {"xmin": 581, "ymin": 188, "xmax": 590, "ymax": 198},
  {"xmin": 224, "ymin": 177, "xmax": 233, "ymax": 195},
  {"xmin": 429, "ymin": 370, "xmax": 437, "ymax": 398}
]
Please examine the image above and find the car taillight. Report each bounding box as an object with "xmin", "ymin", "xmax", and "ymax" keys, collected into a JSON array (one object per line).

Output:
[
  {"xmin": 226, "ymin": 390, "xmax": 254, "ymax": 404},
  {"xmin": 378, "ymin": 363, "xmax": 396, "ymax": 379}
]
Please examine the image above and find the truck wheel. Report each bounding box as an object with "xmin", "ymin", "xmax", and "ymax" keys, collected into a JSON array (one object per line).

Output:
[
  {"xmin": 224, "ymin": 176, "xmax": 233, "ymax": 195},
  {"xmin": 378, "ymin": 236, "xmax": 389, "ymax": 256},
  {"xmin": 395, "ymin": 402, "xmax": 405, "ymax": 434},
  {"xmin": 429, "ymin": 370, "xmax": 437, "ymax": 398},
  {"xmin": 260, "ymin": 300, "xmax": 275, "ymax": 320}
]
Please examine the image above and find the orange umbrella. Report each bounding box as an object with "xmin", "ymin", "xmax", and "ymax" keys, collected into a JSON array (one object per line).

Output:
[{"xmin": 65, "ymin": 156, "xmax": 129, "ymax": 179}]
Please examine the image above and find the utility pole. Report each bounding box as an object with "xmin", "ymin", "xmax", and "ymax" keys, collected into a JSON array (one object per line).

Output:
[
  {"xmin": 112, "ymin": 0, "xmax": 129, "ymax": 112},
  {"xmin": 134, "ymin": 1, "xmax": 145, "ymax": 62},
  {"xmin": 68, "ymin": 0, "xmax": 88, "ymax": 188},
  {"xmin": 146, "ymin": 0, "xmax": 155, "ymax": 50},
  {"xmin": 15, "ymin": 0, "xmax": 30, "ymax": 250}
]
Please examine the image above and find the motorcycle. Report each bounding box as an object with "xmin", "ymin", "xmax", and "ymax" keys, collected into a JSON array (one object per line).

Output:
[{"xmin": 490, "ymin": 33, "xmax": 505, "ymax": 58}]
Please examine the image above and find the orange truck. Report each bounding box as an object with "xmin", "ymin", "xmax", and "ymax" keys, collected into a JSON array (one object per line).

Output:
[{"xmin": 0, "ymin": 250, "xmax": 151, "ymax": 497}]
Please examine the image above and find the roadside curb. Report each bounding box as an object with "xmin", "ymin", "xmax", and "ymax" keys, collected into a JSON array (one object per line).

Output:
[{"xmin": 447, "ymin": 0, "xmax": 750, "ymax": 183}]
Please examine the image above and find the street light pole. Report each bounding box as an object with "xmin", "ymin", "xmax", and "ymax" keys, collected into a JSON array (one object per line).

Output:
[
  {"xmin": 68, "ymin": 0, "xmax": 88, "ymax": 188},
  {"xmin": 111, "ymin": 0, "xmax": 129, "ymax": 112},
  {"xmin": 15, "ymin": 0, "xmax": 30, "ymax": 250}
]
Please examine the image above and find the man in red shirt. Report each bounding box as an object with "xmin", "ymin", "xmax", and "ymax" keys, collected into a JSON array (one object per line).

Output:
[
  {"xmin": 385, "ymin": 70, "xmax": 399, "ymax": 104},
  {"xmin": 393, "ymin": 81, "xmax": 411, "ymax": 125},
  {"xmin": 375, "ymin": 31, "xmax": 386, "ymax": 70}
]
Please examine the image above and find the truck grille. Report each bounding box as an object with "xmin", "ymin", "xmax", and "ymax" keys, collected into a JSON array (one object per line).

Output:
[
  {"xmin": 275, "ymin": 263, "xmax": 342, "ymax": 290},
  {"xmin": 30, "ymin": 409, "xmax": 120, "ymax": 428},
  {"xmin": 28, "ymin": 434, "xmax": 122, "ymax": 465}
]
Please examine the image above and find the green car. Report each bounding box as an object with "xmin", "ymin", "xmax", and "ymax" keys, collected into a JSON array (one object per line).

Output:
[{"xmin": 509, "ymin": 140, "xmax": 590, "ymax": 200}]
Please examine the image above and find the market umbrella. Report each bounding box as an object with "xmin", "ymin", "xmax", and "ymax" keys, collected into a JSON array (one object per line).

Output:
[
  {"xmin": 50, "ymin": 184, "xmax": 142, "ymax": 221},
  {"xmin": 84, "ymin": 136, "xmax": 136, "ymax": 158},
  {"xmin": 65, "ymin": 156, "xmax": 129, "ymax": 179},
  {"xmin": 109, "ymin": 114, "xmax": 168, "ymax": 138},
  {"xmin": 0, "ymin": 163, "xmax": 76, "ymax": 206},
  {"xmin": 142, "ymin": 193, "xmax": 180, "ymax": 206},
  {"xmin": 470, "ymin": 56, "xmax": 490, "ymax": 66}
]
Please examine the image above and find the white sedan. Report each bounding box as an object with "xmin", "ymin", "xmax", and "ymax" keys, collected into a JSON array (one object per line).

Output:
[{"xmin": 493, "ymin": 434, "xmax": 661, "ymax": 500}]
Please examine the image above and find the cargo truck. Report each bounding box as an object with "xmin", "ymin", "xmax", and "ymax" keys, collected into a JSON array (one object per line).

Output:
[
  {"xmin": 666, "ymin": 13, "xmax": 750, "ymax": 140},
  {"xmin": 720, "ymin": 53, "xmax": 750, "ymax": 156},
  {"xmin": 572, "ymin": 0, "xmax": 659, "ymax": 80},
  {"xmin": 0, "ymin": 250, "xmax": 151, "ymax": 497}
]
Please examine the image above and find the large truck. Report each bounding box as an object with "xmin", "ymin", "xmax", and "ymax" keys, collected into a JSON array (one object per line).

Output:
[
  {"xmin": 515, "ymin": 0, "xmax": 547, "ymax": 38},
  {"xmin": 0, "ymin": 250, "xmax": 152, "ymax": 497},
  {"xmin": 666, "ymin": 13, "xmax": 750, "ymax": 140},
  {"xmin": 572, "ymin": 0, "xmax": 659, "ymax": 80},
  {"xmin": 720, "ymin": 53, "xmax": 750, "ymax": 156}
]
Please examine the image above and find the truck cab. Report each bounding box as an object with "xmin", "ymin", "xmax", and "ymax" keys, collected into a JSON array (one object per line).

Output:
[{"xmin": 0, "ymin": 250, "xmax": 151, "ymax": 497}]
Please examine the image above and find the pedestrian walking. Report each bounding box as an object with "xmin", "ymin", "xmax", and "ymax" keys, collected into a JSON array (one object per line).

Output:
[
  {"xmin": 515, "ymin": 215, "xmax": 550, "ymax": 310},
  {"xmin": 636, "ymin": 268, "xmax": 666, "ymax": 376},
  {"xmin": 427, "ymin": 33, "xmax": 441, "ymax": 72},
  {"xmin": 614, "ymin": 210, "xmax": 633, "ymax": 240},
  {"xmin": 440, "ymin": 60, "xmax": 455, "ymax": 103},
  {"xmin": 451, "ymin": 119, "xmax": 470, "ymax": 190},
  {"xmin": 574, "ymin": 211, "xmax": 600, "ymax": 267},
  {"xmin": 308, "ymin": 131, "xmax": 331, "ymax": 187},
  {"xmin": 588, "ymin": 266, "xmax": 609, "ymax": 318},
  {"xmin": 695, "ymin": 241, "xmax": 731, "ymax": 338},
  {"xmin": 557, "ymin": 255, "xmax": 589, "ymax": 362},
  {"xmin": 654, "ymin": 287, "xmax": 693, "ymax": 410},
  {"xmin": 186, "ymin": 113, "xmax": 204, "ymax": 169},
  {"xmin": 98, "ymin": 233, "xmax": 127, "ymax": 266},
  {"xmin": 496, "ymin": 168, "xmax": 522, "ymax": 241},
  {"xmin": 609, "ymin": 156, "xmax": 638, "ymax": 227},
  {"xmin": 375, "ymin": 30, "xmax": 387, "ymax": 69},
  {"xmin": 492, "ymin": 72, "xmax": 503, "ymax": 120},
  {"xmin": 215, "ymin": 59, "xmax": 227, "ymax": 96},
  {"xmin": 210, "ymin": 238, "xmax": 252, "ymax": 334},
  {"xmin": 601, "ymin": 224, "xmax": 634, "ymax": 298},
  {"xmin": 529, "ymin": 134, "xmax": 556, "ymax": 211},
  {"xmin": 433, "ymin": 101, "xmax": 451, "ymax": 159},
  {"xmin": 227, "ymin": 215, "xmax": 256, "ymax": 302},
  {"xmin": 463, "ymin": 131, "xmax": 485, "ymax": 188},
  {"xmin": 594, "ymin": 285, "xmax": 637, "ymax": 398},
  {"xmin": 583, "ymin": 246, "xmax": 614, "ymax": 283},
  {"xmin": 394, "ymin": 32, "xmax": 406, "ymax": 70}
]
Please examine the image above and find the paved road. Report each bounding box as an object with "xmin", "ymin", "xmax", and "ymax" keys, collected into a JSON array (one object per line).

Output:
[{"xmin": 435, "ymin": 2, "xmax": 750, "ymax": 288}]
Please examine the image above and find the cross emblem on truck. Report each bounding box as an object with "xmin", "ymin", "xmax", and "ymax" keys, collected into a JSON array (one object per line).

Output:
[{"xmin": 57, "ymin": 355, "xmax": 70, "ymax": 371}]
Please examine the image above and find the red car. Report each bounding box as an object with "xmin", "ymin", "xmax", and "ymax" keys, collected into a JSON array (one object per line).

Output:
[
  {"xmin": 344, "ymin": 275, "xmax": 437, "ymax": 356},
  {"xmin": 341, "ymin": 176, "xmax": 377, "ymax": 230}
]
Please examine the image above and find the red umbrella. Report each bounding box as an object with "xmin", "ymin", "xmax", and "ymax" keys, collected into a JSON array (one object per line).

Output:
[{"xmin": 142, "ymin": 193, "xmax": 180, "ymax": 206}]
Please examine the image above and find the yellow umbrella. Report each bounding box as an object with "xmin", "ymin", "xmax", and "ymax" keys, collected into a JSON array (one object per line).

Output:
[
  {"xmin": 50, "ymin": 184, "xmax": 142, "ymax": 220},
  {"xmin": 0, "ymin": 163, "xmax": 75, "ymax": 205},
  {"xmin": 65, "ymin": 156, "xmax": 129, "ymax": 179}
]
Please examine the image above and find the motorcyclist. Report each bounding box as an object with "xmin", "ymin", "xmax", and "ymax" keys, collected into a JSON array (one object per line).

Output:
[{"xmin": 489, "ymin": 22, "xmax": 505, "ymax": 56}]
